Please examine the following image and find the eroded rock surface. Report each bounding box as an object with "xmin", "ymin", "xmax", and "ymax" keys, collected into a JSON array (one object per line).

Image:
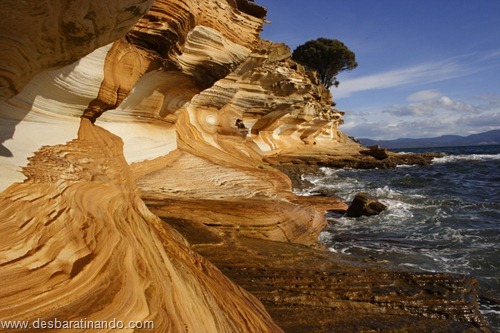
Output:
[
  {"xmin": 0, "ymin": 120, "xmax": 283, "ymax": 332},
  {"xmin": 0, "ymin": 0, "xmax": 155, "ymax": 99},
  {"xmin": 0, "ymin": 0, "xmax": 491, "ymax": 331},
  {"xmin": 82, "ymin": 0, "xmax": 265, "ymax": 123},
  {"xmin": 0, "ymin": 0, "xmax": 284, "ymax": 331},
  {"xmin": 148, "ymin": 211, "xmax": 490, "ymax": 333}
]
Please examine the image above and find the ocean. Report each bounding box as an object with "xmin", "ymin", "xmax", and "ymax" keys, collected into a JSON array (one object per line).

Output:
[{"xmin": 297, "ymin": 145, "xmax": 500, "ymax": 330}]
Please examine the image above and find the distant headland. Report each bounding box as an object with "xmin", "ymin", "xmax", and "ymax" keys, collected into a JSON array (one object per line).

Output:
[{"xmin": 359, "ymin": 129, "xmax": 500, "ymax": 149}]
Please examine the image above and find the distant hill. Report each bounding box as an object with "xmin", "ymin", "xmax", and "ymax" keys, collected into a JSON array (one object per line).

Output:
[{"xmin": 358, "ymin": 129, "xmax": 500, "ymax": 149}]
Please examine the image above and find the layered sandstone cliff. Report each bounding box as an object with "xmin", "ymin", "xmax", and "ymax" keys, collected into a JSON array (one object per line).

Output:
[
  {"xmin": 0, "ymin": 0, "xmax": 156, "ymax": 100},
  {"xmin": 132, "ymin": 40, "xmax": 351, "ymax": 244},
  {"xmin": 0, "ymin": 0, "xmax": 489, "ymax": 332},
  {"xmin": 0, "ymin": 0, "xmax": 285, "ymax": 331},
  {"xmin": 0, "ymin": 119, "xmax": 282, "ymax": 332}
]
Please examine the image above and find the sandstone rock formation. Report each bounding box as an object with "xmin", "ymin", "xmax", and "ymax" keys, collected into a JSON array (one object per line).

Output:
[
  {"xmin": 0, "ymin": 0, "xmax": 155, "ymax": 99},
  {"xmin": 0, "ymin": 0, "xmax": 284, "ymax": 331},
  {"xmin": 81, "ymin": 0, "xmax": 266, "ymax": 123},
  {"xmin": 157, "ymin": 218, "xmax": 489, "ymax": 333},
  {"xmin": 0, "ymin": 119, "xmax": 282, "ymax": 332},
  {"xmin": 360, "ymin": 145, "xmax": 390, "ymax": 160},
  {"xmin": 0, "ymin": 0, "xmax": 267, "ymax": 191},
  {"xmin": 132, "ymin": 40, "xmax": 352, "ymax": 245},
  {"xmin": 0, "ymin": 0, "xmax": 491, "ymax": 331},
  {"xmin": 182, "ymin": 39, "xmax": 353, "ymax": 156}
]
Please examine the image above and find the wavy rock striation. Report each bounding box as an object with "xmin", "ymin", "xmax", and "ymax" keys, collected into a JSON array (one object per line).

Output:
[
  {"xmin": 82, "ymin": 0, "xmax": 266, "ymax": 123},
  {"xmin": 0, "ymin": 120, "xmax": 282, "ymax": 332},
  {"xmin": 0, "ymin": 0, "xmax": 491, "ymax": 331},
  {"xmin": 0, "ymin": 0, "xmax": 284, "ymax": 331},
  {"xmin": 196, "ymin": 40, "xmax": 357, "ymax": 155},
  {"xmin": 132, "ymin": 41, "xmax": 351, "ymax": 245},
  {"xmin": 0, "ymin": 0, "xmax": 267, "ymax": 191},
  {"xmin": 0, "ymin": 0, "xmax": 155, "ymax": 100}
]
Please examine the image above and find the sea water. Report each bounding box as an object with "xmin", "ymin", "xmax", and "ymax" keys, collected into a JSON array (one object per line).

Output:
[{"xmin": 297, "ymin": 145, "xmax": 500, "ymax": 330}]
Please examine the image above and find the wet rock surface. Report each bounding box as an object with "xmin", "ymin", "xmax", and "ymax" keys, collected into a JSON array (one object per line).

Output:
[
  {"xmin": 266, "ymin": 151, "xmax": 443, "ymax": 170},
  {"xmin": 266, "ymin": 151, "xmax": 443, "ymax": 190},
  {"xmin": 146, "ymin": 201, "xmax": 491, "ymax": 332},
  {"xmin": 346, "ymin": 192, "xmax": 388, "ymax": 217},
  {"xmin": 360, "ymin": 145, "xmax": 390, "ymax": 160}
]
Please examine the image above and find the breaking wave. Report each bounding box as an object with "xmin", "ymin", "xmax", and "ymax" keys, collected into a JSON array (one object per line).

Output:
[
  {"xmin": 298, "ymin": 145, "xmax": 500, "ymax": 329},
  {"xmin": 433, "ymin": 153, "xmax": 500, "ymax": 164}
]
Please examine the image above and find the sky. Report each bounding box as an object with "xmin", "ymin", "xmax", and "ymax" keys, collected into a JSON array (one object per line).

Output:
[{"xmin": 255, "ymin": 0, "xmax": 500, "ymax": 140}]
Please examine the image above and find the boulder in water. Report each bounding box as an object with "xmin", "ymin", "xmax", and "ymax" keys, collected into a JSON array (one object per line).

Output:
[
  {"xmin": 346, "ymin": 192, "xmax": 387, "ymax": 217},
  {"xmin": 360, "ymin": 145, "xmax": 390, "ymax": 160}
]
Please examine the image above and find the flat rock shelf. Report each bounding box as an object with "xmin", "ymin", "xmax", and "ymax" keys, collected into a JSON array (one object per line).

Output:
[{"xmin": 147, "ymin": 198, "xmax": 492, "ymax": 333}]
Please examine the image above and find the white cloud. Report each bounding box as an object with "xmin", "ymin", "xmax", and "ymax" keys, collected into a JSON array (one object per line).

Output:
[
  {"xmin": 476, "ymin": 94, "xmax": 500, "ymax": 110},
  {"xmin": 333, "ymin": 59, "xmax": 469, "ymax": 99},
  {"xmin": 482, "ymin": 49, "xmax": 500, "ymax": 60},
  {"xmin": 438, "ymin": 96, "xmax": 477, "ymax": 112},
  {"xmin": 407, "ymin": 89, "xmax": 441, "ymax": 102},
  {"xmin": 439, "ymin": 96, "xmax": 453, "ymax": 107},
  {"xmin": 384, "ymin": 103, "xmax": 434, "ymax": 116},
  {"xmin": 342, "ymin": 93, "xmax": 500, "ymax": 140},
  {"xmin": 344, "ymin": 117, "xmax": 458, "ymax": 140},
  {"xmin": 384, "ymin": 95, "xmax": 478, "ymax": 117},
  {"xmin": 459, "ymin": 112, "xmax": 500, "ymax": 127}
]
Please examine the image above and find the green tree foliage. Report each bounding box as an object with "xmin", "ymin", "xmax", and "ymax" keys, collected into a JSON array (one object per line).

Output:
[{"xmin": 292, "ymin": 38, "xmax": 358, "ymax": 88}]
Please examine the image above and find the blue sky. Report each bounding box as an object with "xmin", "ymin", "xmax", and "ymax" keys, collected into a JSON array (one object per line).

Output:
[{"xmin": 255, "ymin": 0, "xmax": 500, "ymax": 139}]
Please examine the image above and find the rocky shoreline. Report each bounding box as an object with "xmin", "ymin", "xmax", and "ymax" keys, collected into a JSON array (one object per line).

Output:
[
  {"xmin": 265, "ymin": 149, "xmax": 443, "ymax": 190},
  {"xmin": 146, "ymin": 197, "xmax": 491, "ymax": 332},
  {"xmin": 0, "ymin": 0, "xmax": 492, "ymax": 331},
  {"xmin": 142, "ymin": 150, "xmax": 492, "ymax": 332}
]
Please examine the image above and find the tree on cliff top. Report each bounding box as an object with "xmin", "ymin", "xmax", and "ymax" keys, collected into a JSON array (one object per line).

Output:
[{"xmin": 292, "ymin": 38, "xmax": 358, "ymax": 88}]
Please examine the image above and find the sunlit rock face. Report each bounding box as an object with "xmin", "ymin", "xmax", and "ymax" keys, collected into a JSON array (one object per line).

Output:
[
  {"xmin": 82, "ymin": 0, "xmax": 265, "ymax": 123},
  {"xmin": 0, "ymin": 0, "xmax": 266, "ymax": 191},
  {"xmin": 0, "ymin": 0, "xmax": 285, "ymax": 331},
  {"xmin": 0, "ymin": 0, "xmax": 336, "ymax": 245},
  {"xmin": 0, "ymin": 0, "xmax": 486, "ymax": 331},
  {"xmin": 0, "ymin": 0, "xmax": 155, "ymax": 99},
  {"xmin": 0, "ymin": 0, "xmax": 156, "ymax": 191},
  {"xmin": 133, "ymin": 40, "xmax": 354, "ymax": 244},
  {"xmin": 182, "ymin": 39, "xmax": 360, "ymax": 156},
  {"xmin": 0, "ymin": 120, "xmax": 283, "ymax": 332},
  {"xmin": 0, "ymin": 45, "xmax": 110, "ymax": 191}
]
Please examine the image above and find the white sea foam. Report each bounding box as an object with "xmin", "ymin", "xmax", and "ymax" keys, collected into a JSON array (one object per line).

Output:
[
  {"xmin": 481, "ymin": 309, "xmax": 500, "ymax": 315},
  {"xmin": 309, "ymin": 152, "xmax": 500, "ymax": 329},
  {"xmin": 433, "ymin": 153, "xmax": 500, "ymax": 164},
  {"xmin": 318, "ymin": 231, "xmax": 332, "ymax": 244},
  {"xmin": 293, "ymin": 188, "xmax": 316, "ymax": 196},
  {"xmin": 383, "ymin": 201, "xmax": 415, "ymax": 220},
  {"xmin": 318, "ymin": 167, "xmax": 339, "ymax": 176},
  {"xmin": 375, "ymin": 185, "xmax": 401, "ymax": 199}
]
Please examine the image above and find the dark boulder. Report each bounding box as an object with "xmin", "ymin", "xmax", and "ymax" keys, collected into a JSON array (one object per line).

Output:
[
  {"xmin": 346, "ymin": 192, "xmax": 387, "ymax": 217},
  {"xmin": 360, "ymin": 145, "xmax": 390, "ymax": 160}
]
